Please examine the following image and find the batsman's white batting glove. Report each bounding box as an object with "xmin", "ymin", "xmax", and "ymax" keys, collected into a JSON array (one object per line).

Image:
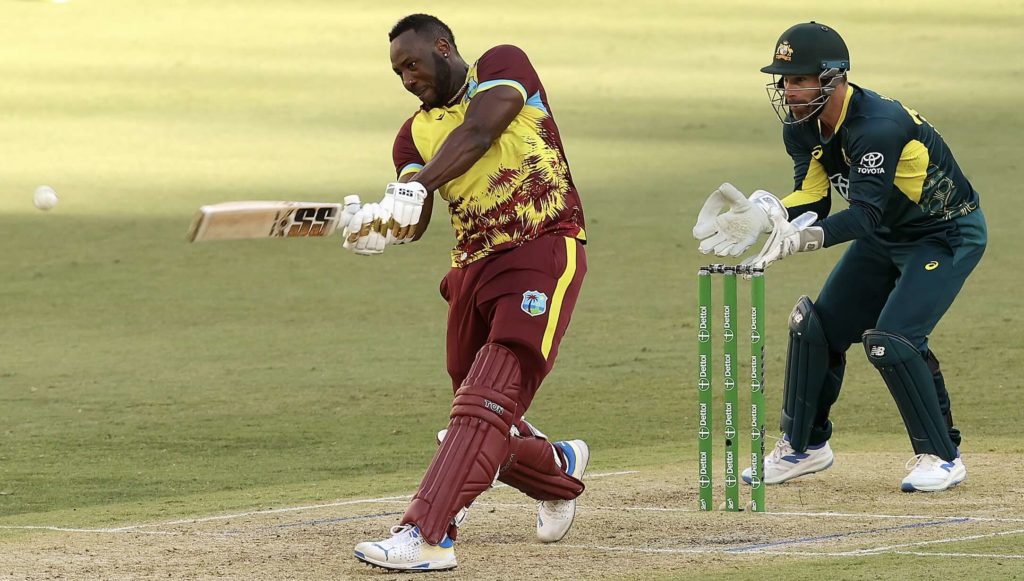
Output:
[
  {"xmin": 339, "ymin": 194, "xmax": 361, "ymax": 233},
  {"xmin": 693, "ymin": 184, "xmax": 786, "ymax": 257},
  {"xmin": 379, "ymin": 181, "xmax": 428, "ymax": 244},
  {"xmin": 342, "ymin": 201, "xmax": 391, "ymax": 256},
  {"xmin": 740, "ymin": 211, "xmax": 822, "ymax": 271}
]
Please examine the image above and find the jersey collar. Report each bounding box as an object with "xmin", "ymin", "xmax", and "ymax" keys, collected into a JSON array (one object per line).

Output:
[{"xmin": 817, "ymin": 83, "xmax": 856, "ymax": 141}]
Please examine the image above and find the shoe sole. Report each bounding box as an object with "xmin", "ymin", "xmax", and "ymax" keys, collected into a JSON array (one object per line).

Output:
[
  {"xmin": 900, "ymin": 472, "xmax": 967, "ymax": 493},
  {"xmin": 354, "ymin": 551, "xmax": 457, "ymax": 572},
  {"xmin": 742, "ymin": 458, "xmax": 834, "ymax": 485},
  {"xmin": 770, "ymin": 457, "xmax": 834, "ymax": 484}
]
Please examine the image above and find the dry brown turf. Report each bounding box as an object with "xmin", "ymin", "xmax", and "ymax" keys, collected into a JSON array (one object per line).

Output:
[{"xmin": 2, "ymin": 452, "xmax": 1023, "ymax": 580}]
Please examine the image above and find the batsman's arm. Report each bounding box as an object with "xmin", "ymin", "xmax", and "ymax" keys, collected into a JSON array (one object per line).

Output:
[
  {"xmin": 400, "ymin": 172, "xmax": 435, "ymax": 241},
  {"xmin": 402, "ymin": 85, "xmax": 523, "ymax": 241},
  {"xmin": 413, "ymin": 86, "xmax": 524, "ymax": 192}
]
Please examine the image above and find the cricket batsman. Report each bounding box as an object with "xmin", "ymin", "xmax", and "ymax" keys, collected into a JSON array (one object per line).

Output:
[
  {"xmin": 693, "ymin": 22, "xmax": 987, "ymax": 492},
  {"xmin": 345, "ymin": 14, "xmax": 589, "ymax": 571}
]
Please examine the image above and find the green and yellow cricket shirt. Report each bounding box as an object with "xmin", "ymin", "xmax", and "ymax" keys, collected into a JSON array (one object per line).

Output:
[
  {"xmin": 393, "ymin": 45, "xmax": 586, "ymax": 267},
  {"xmin": 781, "ymin": 84, "xmax": 980, "ymax": 246}
]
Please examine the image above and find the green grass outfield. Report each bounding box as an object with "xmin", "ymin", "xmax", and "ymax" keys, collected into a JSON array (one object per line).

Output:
[{"xmin": 2, "ymin": 0, "xmax": 1022, "ymax": 577}]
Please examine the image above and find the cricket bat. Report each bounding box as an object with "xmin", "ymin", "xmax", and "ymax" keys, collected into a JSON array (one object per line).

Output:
[{"xmin": 186, "ymin": 197, "xmax": 360, "ymax": 242}]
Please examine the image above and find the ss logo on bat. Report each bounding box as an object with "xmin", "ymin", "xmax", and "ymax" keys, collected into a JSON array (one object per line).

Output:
[{"xmin": 285, "ymin": 206, "xmax": 337, "ymax": 237}]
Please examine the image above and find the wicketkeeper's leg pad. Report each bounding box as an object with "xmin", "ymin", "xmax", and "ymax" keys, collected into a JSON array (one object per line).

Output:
[
  {"xmin": 924, "ymin": 349, "xmax": 961, "ymax": 446},
  {"xmin": 863, "ymin": 330, "xmax": 958, "ymax": 461},
  {"xmin": 781, "ymin": 296, "xmax": 833, "ymax": 452},
  {"xmin": 808, "ymin": 350, "xmax": 846, "ymax": 446},
  {"xmin": 402, "ymin": 343, "xmax": 522, "ymax": 545},
  {"xmin": 496, "ymin": 419, "xmax": 585, "ymax": 501}
]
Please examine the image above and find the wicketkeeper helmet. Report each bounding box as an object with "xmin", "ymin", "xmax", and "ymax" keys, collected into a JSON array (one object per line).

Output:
[{"xmin": 762, "ymin": 22, "xmax": 850, "ymax": 124}]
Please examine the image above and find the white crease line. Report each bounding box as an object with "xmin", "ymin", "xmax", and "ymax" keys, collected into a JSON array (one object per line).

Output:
[
  {"xmin": 892, "ymin": 551, "xmax": 1024, "ymax": 559},
  {"xmin": 559, "ymin": 544, "xmax": 716, "ymax": 556},
  {"xmin": 0, "ymin": 527, "xmax": 180, "ymax": 535},
  {"xmin": 362, "ymin": 471, "xmax": 640, "ymax": 505},
  {"xmin": 583, "ymin": 508, "xmax": 1024, "ymax": 524},
  {"xmin": 0, "ymin": 470, "xmax": 639, "ymax": 534},
  {"xmin": 844, "ymin": 527, "xmax": 1024, "ymax": 555},
  {"xmin": 0, "ymin": 495, "xmax": 414, "ymax": 534},
  {"xmin": 746, "ymin": 548, "xmax": 1024, "ymax": 559},
  {"xmin": 0, "ymin": 527, "xmax": 228, "ymax": 537},
  {"xmin": 767, "ymin": 510, "xmax": 1024, "ymax": 524},
  {"xmin": 582, "ymin": 470, "xmax": 640, "ymax": 478},
  {"xmin": 561, "ymin": 545, "xmax": 1024, "ymax": 560},
  {"xmin": 474, "ymin": 503, "xmax": 694, "ymax": 512},
  {"xmin": 472, "ymin": 505, "xmax": 1024, "ymax": 525}
]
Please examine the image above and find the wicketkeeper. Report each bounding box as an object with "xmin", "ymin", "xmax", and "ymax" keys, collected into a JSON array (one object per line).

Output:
[{"xmin": 694, "ymin": 22, "xmax": 987, "ymax": 493}]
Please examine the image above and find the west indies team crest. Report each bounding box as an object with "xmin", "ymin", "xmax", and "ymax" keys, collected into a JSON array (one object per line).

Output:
[{"xmin": 521, "ymin": 290, "xmax": 548, "ymax": 317}]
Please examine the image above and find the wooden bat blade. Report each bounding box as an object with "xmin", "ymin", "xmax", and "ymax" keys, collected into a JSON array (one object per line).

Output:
[{"xmin": 187, "ymin": 201, "xmax": 344, "ymax": 242}]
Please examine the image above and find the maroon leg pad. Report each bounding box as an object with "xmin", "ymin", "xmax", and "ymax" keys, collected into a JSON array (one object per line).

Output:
[
  {"xmin": 402, "ymin": 343, "xmax": 522, "ymax": 545},
  {"xmin": 497, "ymin": 427, "xmax": 585, "ymax": 501}
]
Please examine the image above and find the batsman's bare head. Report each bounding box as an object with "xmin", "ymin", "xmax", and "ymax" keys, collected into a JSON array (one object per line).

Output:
[{"xmin": 389, "ymin": 14, "xmax": 463, "ymax": 109}]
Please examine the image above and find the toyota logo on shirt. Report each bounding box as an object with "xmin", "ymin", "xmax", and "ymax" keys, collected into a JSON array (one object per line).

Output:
[{"xmin": 857, "ymin": 152, "xmax": 885, "ymax": 174}]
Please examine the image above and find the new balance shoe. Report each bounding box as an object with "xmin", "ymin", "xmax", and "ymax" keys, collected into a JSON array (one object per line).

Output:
[
  {"xmin": 537, "ymin": 439, "xmax": 589, "ymax": 543},
  {"xmin": 741, "ymin": 435, "xmax": 833, "ymax": 485},
  {"xmin": 353, "ymin": 524, "xmax": 456, "ymax": 571},
  {"xmin": 900, "ymin": 451, "xmax": 966, "ymax": 492}
]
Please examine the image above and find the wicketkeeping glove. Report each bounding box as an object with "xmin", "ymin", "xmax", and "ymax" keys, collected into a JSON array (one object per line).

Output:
[
  {"xmin": 740, "ymin": 211, "xmax": 822, "ymax": 271},
  {"xmin": 693, "ymin": 183, "xmax": 785, "ymax": 257}
]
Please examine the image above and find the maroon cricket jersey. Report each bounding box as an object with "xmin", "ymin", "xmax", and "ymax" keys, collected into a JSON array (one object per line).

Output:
[{"xmin": 392, "ymin": 45, "xmax": 586, "ymax": 267}]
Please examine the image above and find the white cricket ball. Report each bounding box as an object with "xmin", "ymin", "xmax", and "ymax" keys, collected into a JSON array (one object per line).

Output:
[{"xmin": 33, "ymin": 185, "xmax": 59, "ymax": 211}]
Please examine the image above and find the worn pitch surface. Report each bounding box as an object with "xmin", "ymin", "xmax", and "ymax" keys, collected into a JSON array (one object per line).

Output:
[{"xmin": 3, "ymin": 453, "xmax": 1022, "ymax": 579}]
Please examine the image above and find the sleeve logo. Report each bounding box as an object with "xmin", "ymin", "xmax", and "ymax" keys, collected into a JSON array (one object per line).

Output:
[
  {"xmin": 856, "ymin": 152, "xmax": 885, "ymax": 174},
  {"xmin": 829, "ymin": 173, "xmax": 850, "ymax": 201}
]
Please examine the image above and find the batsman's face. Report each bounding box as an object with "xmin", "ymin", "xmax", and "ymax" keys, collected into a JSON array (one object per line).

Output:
[{"xmin": 390, "ymin": 31, "xmax": 451, "ymax": 109}]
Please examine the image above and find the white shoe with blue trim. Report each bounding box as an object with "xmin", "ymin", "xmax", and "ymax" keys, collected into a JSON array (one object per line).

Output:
[
  {"xmin": 900, "ymin": 451, "xmax": 966, "ymax": 492},
  {"xmin": 537, "ymin": 439, "xmax": 589, "ymax": 543},
  {"xmin": 741, "ymin": 435, "xmax": 833, "ymax": 485},
  {"xmin": 354, "ymin": 524, "xmax": 456, "ymax": 571}
]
